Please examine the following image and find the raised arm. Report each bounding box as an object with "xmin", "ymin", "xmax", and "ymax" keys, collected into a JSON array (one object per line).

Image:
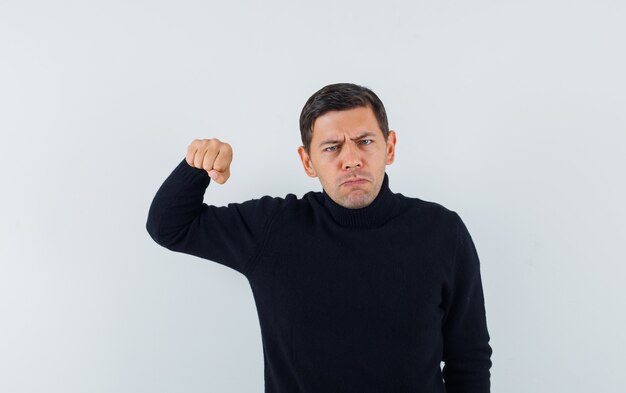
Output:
[{"xmin": 145, "ymin": 138, "xmax": 278, "ymax": 276}]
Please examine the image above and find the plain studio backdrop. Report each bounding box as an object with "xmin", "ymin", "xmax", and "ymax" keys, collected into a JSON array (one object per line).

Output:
[{"xmin": 1, "ymin": 0, "xmax": 624, "ymax": 392}]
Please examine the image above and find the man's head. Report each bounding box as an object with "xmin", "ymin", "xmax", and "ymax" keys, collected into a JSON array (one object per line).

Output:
[{"xmin": 297, "ymin": 83, "xmax": 397, "ymax": 209}]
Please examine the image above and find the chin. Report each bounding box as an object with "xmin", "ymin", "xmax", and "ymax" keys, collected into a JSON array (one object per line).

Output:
[{"xmin": 343, "ymin": 193, "xmax": 373, "ymax": 209}]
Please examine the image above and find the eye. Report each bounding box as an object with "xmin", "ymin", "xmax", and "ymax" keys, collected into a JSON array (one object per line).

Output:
[
  {"xmin": 360, "ymin": 139, "xmax": 373, "ymax": 145},
  {"xmin": 323, "ymin": 145, "xmax": 338, "ymax": 152}
]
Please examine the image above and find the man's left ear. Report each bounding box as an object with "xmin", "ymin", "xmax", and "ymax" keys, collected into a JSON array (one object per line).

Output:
[{"xmin": 385, "ymin": 130, "xmax": 397, "ymax": 165}]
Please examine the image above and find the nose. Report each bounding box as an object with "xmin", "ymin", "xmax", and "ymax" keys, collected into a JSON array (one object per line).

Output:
[{"xmin": 341, "ymin": 141, "xmax": 362, "ymax": 170}]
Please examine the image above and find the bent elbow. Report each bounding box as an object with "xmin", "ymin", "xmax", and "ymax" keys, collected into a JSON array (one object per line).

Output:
[{"xmin": 145, "ymin": 214, "xmax": 164, "ymax": 245}]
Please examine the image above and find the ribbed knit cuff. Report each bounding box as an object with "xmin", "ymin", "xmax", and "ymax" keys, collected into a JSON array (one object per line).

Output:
[{"xmin": 169, "ymin": 157, "xmax": 211, "ymax": 187}]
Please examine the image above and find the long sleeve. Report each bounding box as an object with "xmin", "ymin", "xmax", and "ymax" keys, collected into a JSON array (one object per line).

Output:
[
  {"xmin": 441, "ymin": 213, "xmax": 493, "ymax": 393},
  {"xmin": 145, "ymin": 157, "xmax": 279, "ymax": 276}
]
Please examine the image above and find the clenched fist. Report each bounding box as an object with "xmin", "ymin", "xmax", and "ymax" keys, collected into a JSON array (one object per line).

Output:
[{"xmin": 185, "ymin": 138, "xmax": 233, "ymax": 184}]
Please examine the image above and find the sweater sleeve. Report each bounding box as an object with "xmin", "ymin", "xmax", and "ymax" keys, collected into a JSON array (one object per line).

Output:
[
  {"xmin": 441, "ymin": 212, "xmax": 493, "ymax": 393},
  {"xmin": 145, "ymin": 157, "xmax": 278, "ymax": 276}
]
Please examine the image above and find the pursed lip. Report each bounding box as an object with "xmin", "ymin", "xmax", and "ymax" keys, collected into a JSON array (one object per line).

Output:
[{"xmin": 342, "ymin": 177, "xmax": 369, "ymax": 185}]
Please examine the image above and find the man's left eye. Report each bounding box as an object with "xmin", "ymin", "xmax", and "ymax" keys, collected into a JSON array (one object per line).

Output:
[{"xmin": 360, "ymin": 139, "xmax": 372, "ymax": 145}]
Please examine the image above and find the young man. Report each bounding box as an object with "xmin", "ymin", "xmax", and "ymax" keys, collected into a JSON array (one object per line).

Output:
[{"xmin": 146, "ymin": 83, "xmax": 493, "ymax": 393}]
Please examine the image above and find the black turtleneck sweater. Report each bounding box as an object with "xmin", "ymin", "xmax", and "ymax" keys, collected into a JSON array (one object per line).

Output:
[{"xmin": 146, "ymin": 158, "xmax": 492, "ymax": 393}]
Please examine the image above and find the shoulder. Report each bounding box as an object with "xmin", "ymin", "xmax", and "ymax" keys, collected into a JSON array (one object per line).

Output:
[
  {"xmin": 235, "ymin": 192, "xmax": 305, "ymax": 216},
  {"xmin": 394, "ymin": 193, "xmax": 461, "ymax": 225},
  {"xmin": 231, "ymin": 190, "xmax": 316, "ymax": 211},
  {"xmin": 394, "ymin": 195, "xmax": 477, "ymax": 255},
  {"xmin": 232, "ymin": 193, "xmax": 301, "ymax": 216}
]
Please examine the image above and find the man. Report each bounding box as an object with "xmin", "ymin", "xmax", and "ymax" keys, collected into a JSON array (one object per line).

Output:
[{"xmin": 146, "ymin": 82, "xmax": 492, "ymax": 392}]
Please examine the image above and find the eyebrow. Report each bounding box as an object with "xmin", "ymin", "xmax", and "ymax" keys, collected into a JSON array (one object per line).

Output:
[{"xmin": 318, "ymin": 132, "xmax": 378, "ymax": 147}]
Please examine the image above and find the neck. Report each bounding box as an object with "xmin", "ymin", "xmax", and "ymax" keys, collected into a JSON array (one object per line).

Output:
[{"xmin": 322, "ymin": 172, "xmax": 398, "ymax": 228}]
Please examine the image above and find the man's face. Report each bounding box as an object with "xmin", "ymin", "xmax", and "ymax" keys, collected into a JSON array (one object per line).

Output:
[{"xmin": 297, "ymin": 105, "xmax": 396, "ymax": 209}]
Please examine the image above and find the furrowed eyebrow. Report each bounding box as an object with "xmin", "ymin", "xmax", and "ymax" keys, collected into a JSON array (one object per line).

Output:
[{"xmin": 318, "ymin": 132, "xmax": 377, "ymax": 147}]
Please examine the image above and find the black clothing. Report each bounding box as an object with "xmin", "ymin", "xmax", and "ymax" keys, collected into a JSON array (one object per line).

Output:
[{"xmin": 146, "ymin": 158, "xmax": 492, "ymax": 393}]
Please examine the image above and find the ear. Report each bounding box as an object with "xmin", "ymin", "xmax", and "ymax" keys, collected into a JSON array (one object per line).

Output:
[
  {"xmin": 297, "ymin": 145, "xmax": 318, "ymax": 177},
  {"xmin": 385, "ymin": 130, "xmax": 397, "ymax": 165}
]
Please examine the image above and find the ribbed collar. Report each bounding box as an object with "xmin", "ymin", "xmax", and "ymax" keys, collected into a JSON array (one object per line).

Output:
[{"xmin": 321, "ymin": 172, "xmax": 399, "ymax": 228}]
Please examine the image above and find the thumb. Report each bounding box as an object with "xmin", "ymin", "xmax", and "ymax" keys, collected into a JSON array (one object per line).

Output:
[{"xmin": 207, "ymin": 168, "xmax": 229, "ymax": 184}]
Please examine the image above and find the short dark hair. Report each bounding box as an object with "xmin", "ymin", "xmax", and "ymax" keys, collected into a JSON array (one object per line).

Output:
[{"xmin": 299, "ymin": 83, "xmax": 389, "ymax": 154}]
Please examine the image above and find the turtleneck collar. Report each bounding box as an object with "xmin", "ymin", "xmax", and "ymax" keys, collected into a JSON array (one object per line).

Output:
[{"xmin": 321, "ymin": 172, "xmax": 399, "ymax": 228}]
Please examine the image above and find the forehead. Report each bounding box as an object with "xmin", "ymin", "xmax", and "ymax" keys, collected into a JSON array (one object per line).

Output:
[{"xmin": 311, "ymin": 105, "xmax": 381, "ymax": 140}]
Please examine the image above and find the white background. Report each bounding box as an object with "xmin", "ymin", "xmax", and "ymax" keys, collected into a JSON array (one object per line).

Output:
[{"xmin": 1, "ymin": 0, "xmax": 624, "ymax": 392}]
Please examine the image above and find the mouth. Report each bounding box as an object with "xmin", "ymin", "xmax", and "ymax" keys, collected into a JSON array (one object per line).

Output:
[{"xmin": 342, "ymin": 178, "xmax": 368, "ymax": 186}]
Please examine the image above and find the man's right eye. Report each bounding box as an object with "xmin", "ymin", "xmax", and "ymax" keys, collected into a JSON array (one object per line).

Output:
[{"xmin": 324, "ymin": 146, "xmax": 338, "ymax": 152}]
